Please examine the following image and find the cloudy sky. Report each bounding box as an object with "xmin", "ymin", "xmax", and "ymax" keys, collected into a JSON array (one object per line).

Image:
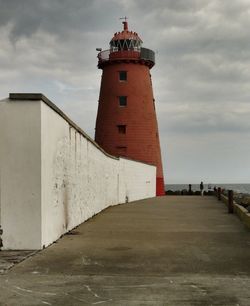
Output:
[{"xmin": 0, "ymin": 0, "xmax": 249, "ymax": 184}]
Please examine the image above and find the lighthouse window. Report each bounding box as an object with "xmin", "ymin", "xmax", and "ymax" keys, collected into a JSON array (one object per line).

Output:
[
  {"xmin": 119, "ymin": 96, "xmax": 127, "ymax": 106},
  {"xmin": 117, "ymin": 125, "xmax": 126, "ymax": 134},
  {"xmin": 119, "ymin": 71, "xmax": 127, "ymax": 81}
]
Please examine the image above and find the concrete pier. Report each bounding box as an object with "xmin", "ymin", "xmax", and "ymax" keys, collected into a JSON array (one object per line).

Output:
[{"xmin": 0, "ymin": 196, "xmax": 250, "ymax": 305}]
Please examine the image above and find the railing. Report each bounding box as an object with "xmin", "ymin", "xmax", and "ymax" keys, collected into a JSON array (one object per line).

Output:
[
  {"xmin": 140, "ymin": 48, "xmax": 155, "ymax": 64},
  {"xmin": 97, "ymin": 47, "xmax": 155, "ymax": 65},
  {"xmin": 97, "ymin": 50, "xmax": 110, "ymax": 61},
  {"xmin": 215, "ymin": 187, "xmax": 250, "ymax": 229}
]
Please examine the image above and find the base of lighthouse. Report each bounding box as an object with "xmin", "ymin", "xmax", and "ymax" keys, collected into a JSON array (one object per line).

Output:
[{"xmin": 156, "ymin": 177, "xmax": 165, "ymax": 196}]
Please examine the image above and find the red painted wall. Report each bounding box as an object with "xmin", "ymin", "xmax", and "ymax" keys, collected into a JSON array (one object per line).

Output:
[{"xmin": 95, "ymin": 62, "xmax": 165, "ymax": 196}]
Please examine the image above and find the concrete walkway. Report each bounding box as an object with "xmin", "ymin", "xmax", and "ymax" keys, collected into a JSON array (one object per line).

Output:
[{"xmin": 0, "ymin": 196, "xmax": 250, "ymax": 305}]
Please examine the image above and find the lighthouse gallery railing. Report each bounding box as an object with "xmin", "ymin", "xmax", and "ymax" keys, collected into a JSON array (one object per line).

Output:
[{"xmin": 97, "ymin": 47, "xmax": 155, "ymax": 65}]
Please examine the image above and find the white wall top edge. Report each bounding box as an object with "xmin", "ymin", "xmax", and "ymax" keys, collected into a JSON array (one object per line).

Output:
[
  {"xmin": 7, "ymin": 93, "xmax": 155, "ymax": 168},
  {"xmin": 8, "ymin": 93, "xmax": 117, "ymax": 160}
]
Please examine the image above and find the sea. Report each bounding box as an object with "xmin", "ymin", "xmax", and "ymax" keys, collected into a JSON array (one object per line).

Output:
[{"xmin": 165, "ymin": 184, "xmax": 250, "ymax": 194}]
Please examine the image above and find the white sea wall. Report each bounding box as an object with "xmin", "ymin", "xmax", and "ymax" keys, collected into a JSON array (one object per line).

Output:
[
  {"xmin": 0, "ymin": 100, "xmax": 42, "ymax": 249},
  {"xmin": 0, "ymin": 95, "xmax": 156, "ymax": 250}
]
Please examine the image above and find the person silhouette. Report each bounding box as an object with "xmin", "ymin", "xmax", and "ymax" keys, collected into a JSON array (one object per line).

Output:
[
  {"xmin": 188, "ymin": 184, "xmax": 192, "ymax": 195},
  {"xmin": 200, "ymin": 181, "xmax": 204, "ymax": 196}
]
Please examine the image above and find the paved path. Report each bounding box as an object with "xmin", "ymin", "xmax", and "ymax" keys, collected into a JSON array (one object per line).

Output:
[{"xmin": 0, "ymin": 196, "xmax": 250, "ymax": 305}]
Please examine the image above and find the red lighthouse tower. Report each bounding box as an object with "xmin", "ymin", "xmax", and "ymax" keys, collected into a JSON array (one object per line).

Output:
[{"xmin": 95, "ymin": 20, "xmax": 165, "ymax": 196}]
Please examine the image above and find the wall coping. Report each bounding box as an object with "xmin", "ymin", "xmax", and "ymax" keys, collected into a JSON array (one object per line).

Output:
[
  {"xmin": 9, "ymin": 93, "xmax": 118, "ymax": 160},
  {"xmin": 220, "ymin": 193, "xmax": 250, "ymax": 229},
  {"xmin": 8, "ymin": 93, "xmax": 155, "ymax": 167}
]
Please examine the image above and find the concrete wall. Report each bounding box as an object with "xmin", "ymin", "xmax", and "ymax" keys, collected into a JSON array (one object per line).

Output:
[
  {"xmin": 0, "ymin": 94, "xmax": 156, "ymax": 250},
  {"xmin": 220, "ymin": 194, "xmax": 250, "ymax": 230},
  {"xmin": 0, "ymin": 100, "xmax": 42, "ymax": 249}
]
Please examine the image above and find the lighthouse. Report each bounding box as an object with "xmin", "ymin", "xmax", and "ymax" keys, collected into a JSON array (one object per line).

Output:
[{"xmin": 95, "ymin": 20, "xmax": 165, "ymax": 196}]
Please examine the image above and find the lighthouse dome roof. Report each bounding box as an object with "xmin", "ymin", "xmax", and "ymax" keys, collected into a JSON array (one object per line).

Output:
[
  {"xmin": 111, "ymin": 28, "xmax": 143, "ymax": 43},
  {"xmin": 109, "ymin": 21, "xmax": 143, "ymax": 50}
]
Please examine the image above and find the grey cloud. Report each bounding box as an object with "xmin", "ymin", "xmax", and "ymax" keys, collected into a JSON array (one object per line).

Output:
[
  {"xmin": 131, "ymin": 0, "xmax": 210, "ymax": 14},
  {"xmin": 0, "ymin": 0, "xmax": 123, "ymax": 40},
  {"xmin": 158, "ymin": 95, "xmax": 250, "ymax": 132},
  {"xmin": 0, "ymin": 0, "xmax": 249, "ymax": 182}
]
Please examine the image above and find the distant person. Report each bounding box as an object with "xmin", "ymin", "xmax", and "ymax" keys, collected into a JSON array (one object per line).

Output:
[
  {"xmin": 188, "ymin": 184, "xmax": 192, "ymax": 195},
  {"xmin": 200, "ymin": 181, "xmax": 204, "ymax": 196}
]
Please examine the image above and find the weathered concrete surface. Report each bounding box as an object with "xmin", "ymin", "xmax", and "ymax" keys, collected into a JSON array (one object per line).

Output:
[
  {"xmin": 0, "ymin": 251, "xmax": 36, "ymax": 273},
  {"xmin": 0, "ymin": 196, "xmax": 250, "ymax": 305}
]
